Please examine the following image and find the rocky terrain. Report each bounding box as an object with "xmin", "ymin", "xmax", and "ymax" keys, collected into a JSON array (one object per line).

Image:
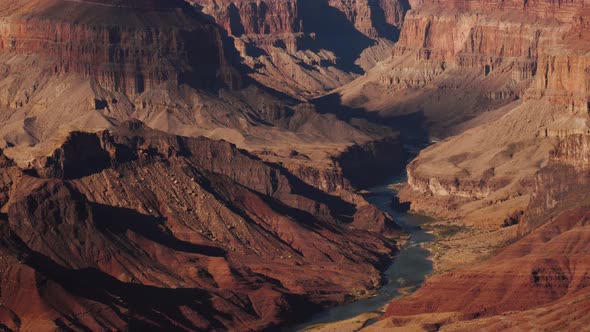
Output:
[
  {"xmin": 376, "ymin": 131, "xmax": 590, "ymax": 331},
  {"xmin": 0, "ymin": 0, "xmax": 407, "ymax": 188},
  {"xmin": 192, "ymin": 0, "xmax": 410, "ymax": 99},
  {"xmin": 0, "ymin": 120, "xmax": 403, "ymax": 331},
  {"xmin": 0, "ymin": 0, "xmax": 410, "ymax": 331},
  {"xmin": 346, "ymin": 1, "xmax": 590, "ymax": 330},
  {"xmin": 326, "ymin": 0, "xmax": 590, "ymax": 228},
  {"xmin": 1, "ymin": 0, "xmax": 590, "ymax": 330}
]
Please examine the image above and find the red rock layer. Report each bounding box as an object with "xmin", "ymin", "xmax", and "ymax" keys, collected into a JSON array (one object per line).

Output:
[
  {"xmin": 383, "ymin": 125, "xmax": 590, "ymax": 329},
  {"xmin": 195, "ymin": 0, "xmax": 408, "ymax": 38},
  {"xmin": 326, "ymin": 0, "xmax": 408, "ymax": 38},
  {"xmin": 383, "ymin": 207, "xmax": 590, "ymax": 324},
  {"xmin": 418, "ymin": 0, "xmax": 590, "ymax": 22},
  {"xmin": 0, "ymin": 121, "xmax": 399, "ymax": 331},
  {"xmin": 192, "ymin": 0, "xmax": 410, "ymax": 98},
  {"xmin": 0, "ymin": 0, "xmax": 234, "ymax": 96},
  {"xmin": 194, "ymin": 0, "xmax": 302, "ymax": 36}
]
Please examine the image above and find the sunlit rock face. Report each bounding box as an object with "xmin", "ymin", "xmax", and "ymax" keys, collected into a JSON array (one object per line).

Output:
[
  {"xmin": 371, "ymin": 2, "xmax": 590, "ymax": 330},
  {"xmin": 0, "ymin": 0, "xmax": 233, "ymax": 96}
]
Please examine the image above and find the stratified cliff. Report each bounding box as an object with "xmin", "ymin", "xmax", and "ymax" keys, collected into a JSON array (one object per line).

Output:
[
  {"xmin": 193, "ymin": 0, "xmax": 410, "ymax": 99},
  {"xmin": 361, "ymin": 2, "xmax": 590, "ymax": 330},
  {"xmin": 0, "ymin": 0, "xmax": 236, "ymax": 95},
  {"xmin": 0, "ymin": 120, "xmax": 399, "ymax": 331},
  {"xmin": 375, "ymin": 124, "xmax": 590, "ymax": 331},
  {"xmin": 331, "ymin": 0, "xmax": 590, "ymax": 229}
]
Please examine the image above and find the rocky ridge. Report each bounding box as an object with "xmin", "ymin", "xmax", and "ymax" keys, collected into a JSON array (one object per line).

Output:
[
  {"xmin": 376, "ymin": 121, "xmax": 590, "ymax": 331},
  {"xmin": 0, "ymin": 121, "xmax": 400, "ymax": 331}
]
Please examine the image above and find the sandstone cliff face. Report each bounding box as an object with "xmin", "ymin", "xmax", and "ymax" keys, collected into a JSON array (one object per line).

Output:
[
  {"xmin": 326, "ymin": 0, "xmax": 408, "ymax": 38},
  {"xmin": 195, "ymin": 0, "xmax": 302, "ymax": 36},
  {"xmin": 379, "ymin": 132, "xmax": 590, "ymax": 331},
  {"xmin": 341, "ymin": 0, "xmax": 590, "ymax": 227},
  {"xmin": 518, "ymin": 134, "xmax": 590, "ymax": 235},
  {"xmin": 0, "ymin": 0, "xmax": 237, "ymax": 96},
  {"xmin": 526, "ymin": 51, "xmax": 590, "ymax": 114},
  {"xmin": 399, "ymin": 71, "xmax": 590, "ymax": 228},
  {"xmin": 0, "ymin": 121, "xmax": 399, "ymax": 331},
  {"xmin": 337, "ymin": 0, "xmax": 569, "ymax": 131},
  {"xmin": 193, "ymin": 0, "xmax": 410, "ymax": 99},
  {"xmin": 372, "ymin": 2, "xmax": 590, "ymax": 329},
  {"xmin": 196, "ymin": 0, "xmax": 408, "ymax": 38}
]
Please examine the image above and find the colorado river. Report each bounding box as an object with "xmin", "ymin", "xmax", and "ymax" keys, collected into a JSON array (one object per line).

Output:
[{"xmin": 291, "ymin": 171, "xmax": 437, "ymax": 331}]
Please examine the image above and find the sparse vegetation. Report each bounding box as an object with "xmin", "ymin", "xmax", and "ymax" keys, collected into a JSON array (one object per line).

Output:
[{"xmin": 431, "ymin": 224, "xmax": 465, "ymax": 238}]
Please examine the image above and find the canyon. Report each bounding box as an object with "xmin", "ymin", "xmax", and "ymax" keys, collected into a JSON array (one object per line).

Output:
[
  {"xmin": 0, "ymin": 0, "xmax": 406, "ymax": 330},
  {"xmin": 0, "ymin": 121, "xmax": 402, "ymax": 330},
  {"xmin": 337, "ymin": 0, "xmax": 590, "ymax": 330},
  {"xmin": 0, "ymin": 0, "xmax": 589, "ymax": 331},
  {"xmin": 192, "ymin": 0, "xmax": 410, "ymax": 99}
]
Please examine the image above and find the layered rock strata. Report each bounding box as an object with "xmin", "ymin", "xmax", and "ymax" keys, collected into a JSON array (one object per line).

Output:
[
  {"xmin": 0, "ymin": 121, "xmax": 399, "ymax": 331},
  {"xmin": 0, "ymin": 0, "xmax": 236, "ymax": 96},
  {"xmin": 377, "ymin": 124, "xmax": 590, "ymax": 331},
  {"xmin": 193, "ymin": 0, "xmax": 410, "ymax": 99},
  {"xmin": 353, "ymin": 0, "xmax": 590, "ymax": 227}
]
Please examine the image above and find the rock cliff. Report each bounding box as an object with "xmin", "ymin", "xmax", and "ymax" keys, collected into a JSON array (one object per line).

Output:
[
  {"xmin": 193, "ymin": 0, "xmax": 410, "ymax": 98},
  {"xmin": 0, "ymin": 0, "xmax": 236, "ymax": 96},
  {"xmin": 378, "ymin": 129, "xmax": 590, "ymax": 331},
  {"xmin": 0, "ymin": 121, "xmax": 399, "ymax": 331},
  {"xmin": 365, "ymin": 1, "xmax": 590, "ymax": 329},
  {"xmin": 334, "ymin": 0, "xmax": 590, "ymax": 228}
]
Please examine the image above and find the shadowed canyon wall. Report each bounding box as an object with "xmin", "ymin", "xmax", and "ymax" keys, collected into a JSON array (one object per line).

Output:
[{"xmin": 192, "ymin": 0, "xmax": 411, "ymax": 98}]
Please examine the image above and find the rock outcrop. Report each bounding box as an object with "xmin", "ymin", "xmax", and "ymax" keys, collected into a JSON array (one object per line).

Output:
[
  {"xmin": 377, "ymin": 123, "xmax": 590, "ymax": 331},
  {"xmin": 0, "ymin": 121, "xmax": 399, "ymax": 331},
  {"xmin": 193, "ymin": 0, "xmax": 410, "ymax": 99},
  {"xmin": 333, "ymin": 0, "xmax": 590, "ymax": 228},
  {"xmin": 0, "ymin": 0, "xmax": 236, "ymax": 96}
]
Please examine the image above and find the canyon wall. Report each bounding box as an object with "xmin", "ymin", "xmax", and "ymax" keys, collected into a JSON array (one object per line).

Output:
[
  {"xmin": 0, "ymin": 121, "xmax": 400, "ymax": 331},
  {"xmin": 355, "ymin": 0, "xmax": 590, "ymax": 227},
  {"xmin": 379, "ymin": 130, "xmax": 590, "ymax": 332},
  {"xmin": 0, "ymin": 0, "xmax": 238, "ymax": 96},
  {"xmin": 195, "ymin": 0, "xmax": 408, "ymax": 38},
  {"xmin": 372, "ymin": 2, "xmax": 590, "ymax": 329},
  {"xmin": 337, "ymin": 0, "xmax": 590, "ymax": 131},
  {"xmin": 193, "ymin": 0, "xmax": 411, "ymax": 98},
  {"xmin": 194, "ymin": 0, "xmax": 302, "ymax": 36}
]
